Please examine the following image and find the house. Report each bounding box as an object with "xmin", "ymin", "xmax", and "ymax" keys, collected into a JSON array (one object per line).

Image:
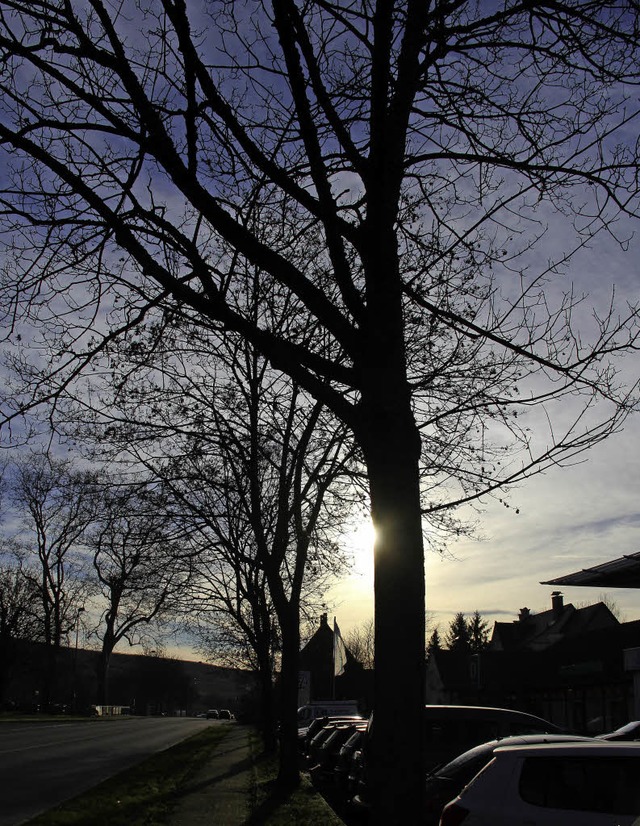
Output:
[
  {"xmin": 425, "ymin": 593, "xmax": 640, "ymax": 733},
  {"xmin": 298, "ymin": 613, "xmax": 371, "ymax": 710},
  {"xmin": 490, "ymin": 591, "xmax": 619, "ymax": 652}
]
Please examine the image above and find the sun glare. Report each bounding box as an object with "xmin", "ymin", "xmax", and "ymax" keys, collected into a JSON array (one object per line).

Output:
[{"xmin": 344, "ymin": 519, "xmax": 376, "ymax": 582}]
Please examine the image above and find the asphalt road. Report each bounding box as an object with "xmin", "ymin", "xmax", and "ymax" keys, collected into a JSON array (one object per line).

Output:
[{"xmin": 0, "ymin": 716, "xmax": 216, "ymax": 825}]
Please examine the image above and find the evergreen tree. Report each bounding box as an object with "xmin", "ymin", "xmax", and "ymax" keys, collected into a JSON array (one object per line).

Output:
[
  {"xmin": 468, "ymin": 610, "xmax": 491, "ymax": 654},
  {"xmin": 426, "ymin": 627, "xmax": 442, "ymax": 657},
  {"xmin": 446, "ymin": 613, "xmax": 471, "ymax": 653}
]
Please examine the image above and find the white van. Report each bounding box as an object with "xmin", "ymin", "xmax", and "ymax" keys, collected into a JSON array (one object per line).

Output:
[{"xmin": 297, "ymin": 700, "xmax": 360, "ymax": 726}]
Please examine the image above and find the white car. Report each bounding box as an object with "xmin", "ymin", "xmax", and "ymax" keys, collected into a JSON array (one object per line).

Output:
[{"xmin": 439, "ymin": 741, "xmax": 640, "ymax": 825}]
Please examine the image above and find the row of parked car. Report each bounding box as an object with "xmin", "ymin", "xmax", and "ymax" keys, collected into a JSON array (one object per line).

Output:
[
  {"xmin": 298, "ymin": 705, "xmax": 640, "ymax": 824},
  {"xmin": 203, "ymin": 708, "xmax": 234, "ymax": 720}
]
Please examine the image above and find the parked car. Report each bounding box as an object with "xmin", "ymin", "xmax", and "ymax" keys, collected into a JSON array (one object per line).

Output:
[
  {"xmin": 206, "ymin": 708, "xmax": 219, "ymax": 719},
  {"xmin": 297, "ymin": 700, "xmax": 360, "ymax": 727},
  {"xmin": 597, "ymin": 720, "xmax": 640, "ymax": 741},
  {"xmin": 307, "ymin": 721, "xmax": 361, "ymax": 767},
  {"xmin": 218, "ymin": 709, "xmax": 233, "ymax": 720},
  {"xmin": 424, "ymin": 734, "xmax": 596, "ymax": 825},
  {"xmin": 315, "ymin": 721, "xmax": 367, "ymax": 774},
  {"xmin": 299, "ymin": 714, "xmax": 364, "ymax": 756},
  {"xmin": 334, "ymin": 726, "xmax": 368, "ymax": 796},
  {"xmin": 353, "ymin": 704, "xmax": 562, "ymax": 810},
  {"xmin": 439, "ymin": 741, "xmax": 640, "ymax": 825}
]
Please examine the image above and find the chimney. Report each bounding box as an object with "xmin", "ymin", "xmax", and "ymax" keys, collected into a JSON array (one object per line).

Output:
[
  {"xmin": 320, "ymin": 612, "xmax": 328, "ymax": 626},
  {"xmin": 551, "ymin": 591, "xmax": 564, "ymax": 618},
  {"xmin": 518, "ymin": 607, "xmax": 531, "ymax": 622}
]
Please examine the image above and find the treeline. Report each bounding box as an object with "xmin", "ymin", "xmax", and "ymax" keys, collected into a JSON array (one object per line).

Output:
[
  {"xmin": 0, "ymin": 452, "xmax": 192, "ymax": 709},
  {"xmin": 427, "ymin": 611, "xmax": 492, "ymax": 655},
  {"xmin": 0, "ymin": 324, "xmax": 357, "ymax": 778},
  {"xmin": 345, "ymin": 611, "xmax": 493, "ymax": 669}
]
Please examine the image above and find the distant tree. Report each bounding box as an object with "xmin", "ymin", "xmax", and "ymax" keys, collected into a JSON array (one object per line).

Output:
[
  {"xmin": 85, "ymin": 483, "xmax": 192, "ymax": 706},
  {"xmin": 426, "ymin": 627, "xmax": 442, "ymax": 658},
  {"xmin": 9, "ymin": 453, "xmax": 97, "ymax": 706},
  {"xmin": 446, "ymin": 613, "xmax": 471, "ymax": 654},
  {"xmin": 468, "ymin": 610, "xmax": 491, "ymax": 654},
  {"xmin": 2, "ymin": 3, "xmax": 640, "ymax": 820},
  {"xmin": 0, "ymin": 560, "xmax": 41, "ymax": 703},
  {"xmin": 89, "ymin": 318, "xmax": 356, "ymax": 774},
  {"xmin": 576, "ymin": 594, "xmax": 625, "ymax": 623},
  {"xmin": 345, "ymin": 619, "xmax": 375, "ymax": 670},
  {"xmin": 174, "ymin": 473, "xmax": 282, "ymax": 751}
]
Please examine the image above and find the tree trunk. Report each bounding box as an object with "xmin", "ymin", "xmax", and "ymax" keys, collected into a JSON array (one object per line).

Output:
[
  {"xmin": 276, "ymin": 606, "xmax": 301, "ymax": 789},
  {"xmin": 356, "ymin": 194, "xmax": 427, "ymax": 822},
  {"xmin": 360, "ymin": 393, "xmax": 426, "ymax": 825},
  {"xmin": 256, "ymin": 649, "xmax": 277, "ymax": 753},
  {"xmin": 96, "ymin": 647, "xmax": 112, "ymax": 706}
]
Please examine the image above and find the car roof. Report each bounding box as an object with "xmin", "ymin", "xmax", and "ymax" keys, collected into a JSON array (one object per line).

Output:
[
  {"xmin": 599, "ymin": 720, "xmax": 640, "ymax": 736},
  {"xmin": 433, "ymin": 734, "xmax": 593, "ymax": 774},
  {"xmin": 494, "ymin": 741, "xmax": 640, "ymax": 756}
]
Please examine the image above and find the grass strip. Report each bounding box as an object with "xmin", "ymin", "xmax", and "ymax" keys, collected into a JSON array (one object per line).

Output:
[
  {"xmin": 247, "ymin": 732, "xmax": 345, "ymax": 826},
  {"xmin": 26, "ymin": 725, "xmax": 231, "ymax": 826}
]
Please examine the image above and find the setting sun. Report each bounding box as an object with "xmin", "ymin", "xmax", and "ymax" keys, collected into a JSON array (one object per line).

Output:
[{"xmin": 343, "ymin": 519, "xmax": 376, "ymax": 583}]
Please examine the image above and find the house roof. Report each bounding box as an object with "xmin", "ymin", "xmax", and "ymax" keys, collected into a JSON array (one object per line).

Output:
[
  {"xmin": 491, "ymin": 600, "xmax": 619, "ymax": 653},
  {"xmin": 541, "ymin": 551, "xmax": 640, "ymax": 589}
]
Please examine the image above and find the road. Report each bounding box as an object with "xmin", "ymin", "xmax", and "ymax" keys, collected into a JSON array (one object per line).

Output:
[{"xmin": 0, "ymin": 716, "xmax": 216, "ymax": 825}]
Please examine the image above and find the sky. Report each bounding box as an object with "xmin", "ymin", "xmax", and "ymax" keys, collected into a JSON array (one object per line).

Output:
[
  {"xmin": 1, "ymin": 1, "xmax": 639, "ymax": 663},
  {"xmin": 329, "ymin": 411, "xmax": 640, "ymax": 640},
  {"xmin": 329, "ymin": 216, "xmax": 640, "ymax": 642}
]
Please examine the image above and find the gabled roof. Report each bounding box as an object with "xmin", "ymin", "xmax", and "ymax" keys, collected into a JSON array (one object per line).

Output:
[
  {"xmin": 541, "ymin": 551, "xmax": 640, "ymax": 589},
  {"xmin": 491, "ymin": 601, "xmax": 619, "ymax": 652}
]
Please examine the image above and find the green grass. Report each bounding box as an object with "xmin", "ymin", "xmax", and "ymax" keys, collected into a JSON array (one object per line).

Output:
[
  {"xmin": 247, "ymin": 733, "xmax": 345, "ymax": 826},
  {"xmin": 25, "ymin": 725, "xmax": 231, "ymax": 826},
  {"xmin": 23, "ymin": 725, "xmax": 344, "ymax": 826}
]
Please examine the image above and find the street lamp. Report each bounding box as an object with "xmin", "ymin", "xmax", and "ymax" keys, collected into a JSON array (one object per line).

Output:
[{"xmin": 72, "ymin": 607, "xmax": 85, "ymax": 713}]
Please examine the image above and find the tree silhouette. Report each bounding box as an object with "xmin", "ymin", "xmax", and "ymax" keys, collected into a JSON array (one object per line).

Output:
[
  {"xmin": 446, "ymin": 612, "xmax": 471, "ymax": 653},
  {"xmin": 1, "ymin": 3, "xmax": 639, "ymax": 819},
  {"xmin": 468, "ymin": 609, "xmax": 491, "ymax": 654}
]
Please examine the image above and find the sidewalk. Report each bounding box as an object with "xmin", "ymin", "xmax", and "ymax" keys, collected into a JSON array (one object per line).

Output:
[
  {"xmin": 166, "ymin": 724, "xmax": 346, "ymax": 826},
  {"xmin": 167, "ymin": 724, "xmax": 253, "ymax": 826}
]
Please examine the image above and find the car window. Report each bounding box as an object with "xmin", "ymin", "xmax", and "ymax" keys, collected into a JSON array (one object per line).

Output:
[
  {"xmin": 519, "ymin": 756, "xmax": 640, "ymax": 815},
  {"xmin": 436, "ymin": 743, "xmax": 497, "ymax": 778}
]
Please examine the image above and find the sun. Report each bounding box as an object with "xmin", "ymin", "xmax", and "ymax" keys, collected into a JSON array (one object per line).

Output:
[{"xmin": 343, "ymin": 519, "xmax": 376, "ymax": 582}]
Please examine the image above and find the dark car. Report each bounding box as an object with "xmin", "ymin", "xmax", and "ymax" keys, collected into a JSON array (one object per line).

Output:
[
  {"xmin": 353, "ymin": 705, "xmax": 563, "ymax": 811},
  {"xmin": 315, "ymin": 721, "xmax": 367, "ymax": 774},
  {"xmin": 423, "ymin": 733, "xmax": 596, "ymax": 825},
  {"xmin": 218, "ymin": 709, "xmax": 233, "ymax": 720},
  {"xmin": 299, "ymin": 715, "xmax": 364, "ymax": 757},
  {"xmin": 334, "ymin": 727, "xmax": 367, "ymax": 796},
  {"xmin": 206, "ymin": 708, "xmax": 219, "ymax": 719}
]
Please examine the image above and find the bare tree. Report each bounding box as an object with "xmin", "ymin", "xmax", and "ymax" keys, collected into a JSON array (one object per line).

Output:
[
  {"xmin": 1, "ymin": 3, "xmax": 640, "ymax": 819},
  {"xmin": 176, "ymin": 484, "xmax": 282, "ymax": 752},
  {"xmin": 101, "ymin": 325, "xmax": 356, "ymax": 779},
  {"xmin": 345, "ymin": 618, "xmax": 375, "ymax": 670},
  {"xmin": 85, "ymin": 483, "xmax": 192, "ymax": 705},
  {"xmin": 0, "ymin": 558, "xmax": 42, "ymax": 704},
  {"xmin": 8, "ymin": 453, "xmax": 96, "ymax": 705}
]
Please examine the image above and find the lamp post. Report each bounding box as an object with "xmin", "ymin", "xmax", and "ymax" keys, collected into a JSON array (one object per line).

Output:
[{"xmin": 72, "ymin": 607, "xmax": 85, "ymax": 713}]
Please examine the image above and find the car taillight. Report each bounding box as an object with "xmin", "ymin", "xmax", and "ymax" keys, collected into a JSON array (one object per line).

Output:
[{"xmin": 439, "ymin": 802, "xmax": 469, "ymax": 826}]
